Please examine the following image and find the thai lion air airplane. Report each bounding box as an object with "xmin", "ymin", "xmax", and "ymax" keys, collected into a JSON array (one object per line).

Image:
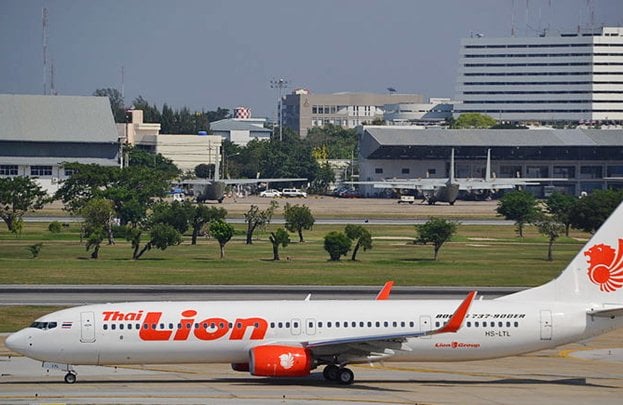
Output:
[{"xmin": 6, "ymin": 203, "xmax": 623, "ymax": 385}]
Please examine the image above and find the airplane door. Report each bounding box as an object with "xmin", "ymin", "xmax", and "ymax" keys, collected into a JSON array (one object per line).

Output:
[
  {"xmin": 306, "ymin": 318, "xmax": 316, "ymax": 336},
  {"xmin": 540, "ymin": 310, "xmax": 552, "ymax": 340},
  {"xmin": 291, "ymin": 319, "xmax": 301, "ymax": 335},
  {"xmin": 420, "ymin": 315, "xmax": 432, "ymax": 339},
  {"xmin": 80, "ymin": 311, "xmax": 96, "ymax": 343}
]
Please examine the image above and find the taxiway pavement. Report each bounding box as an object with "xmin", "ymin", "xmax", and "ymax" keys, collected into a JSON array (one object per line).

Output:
[{"xmin": 1, "ymin": 329, "xmax": 622, "ymax": 405}]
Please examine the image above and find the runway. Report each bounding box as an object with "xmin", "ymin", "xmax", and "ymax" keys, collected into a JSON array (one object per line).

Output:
[
  {"xmin": 0, "ymin": 285, "xmax": 522, "ymax": 305},
  {"xmin": 1, "ymin": 329, "xmax": 622, "ymax": 404}
]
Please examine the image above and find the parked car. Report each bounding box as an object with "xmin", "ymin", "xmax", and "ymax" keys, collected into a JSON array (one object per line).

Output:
[
  {"xmin": 260, "ymin": 189, "xmax": 282, "ymax": 198},
  {"xmin": 281, "ymin": 188, "xmax": 307, "ymax": 198}
]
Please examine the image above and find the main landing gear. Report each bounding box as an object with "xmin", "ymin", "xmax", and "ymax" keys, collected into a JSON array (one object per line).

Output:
[
  {"xmin": 322, "ymin": 364, "xmax": 355, "ymax": 385},
  {"xmin": 64, "ymin": 371, "xmax": 77, "ymax": 384}
]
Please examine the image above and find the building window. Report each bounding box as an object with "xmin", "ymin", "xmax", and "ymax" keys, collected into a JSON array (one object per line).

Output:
[
  {"xmin": 500, "ymin": 165, "xmax": 522, "ymax": 178},
  {"xmin": 526, "ymin": 166, "xmax": 549, "ymax": 178},
  {"xmin": 553, "ymin": 166, "xmax": 575, "ymax": 179},
  {"xmin": 580, "ymin": 166, "xmax": 603, "ymax": 179},
  {"xmin": 607, "ymin": 165, "xmax": 623, "ymax": 177},
  {"xmin": 0, "ymin": 165, "xmax": 18, "ymax": 176},
  {"xmin": 375, "ymin": 168, "xmax": 383, "ymax": 174},
  {"xmin": 64, "ymin": 168, "xmax": 76, "ymax": 177},
  {"xmin": 401, "ymin": 168, "xmax": 410, "ymax": 175},
  {"xmin": 30, "ymin": 166, "xmax": 52, "ymax": 176},
  {"xmin": 427, "ymin": 168, "xmax": 436, "ymax": 175}
]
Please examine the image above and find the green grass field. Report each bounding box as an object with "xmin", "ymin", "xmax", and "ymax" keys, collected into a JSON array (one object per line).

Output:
[
  {"xmin": 0, "ymin": 221, "xmax": 592, "ymax": 332},
  {"xmin": 0, "ymin": 222, "xmax": 587, "ymax": 287}
]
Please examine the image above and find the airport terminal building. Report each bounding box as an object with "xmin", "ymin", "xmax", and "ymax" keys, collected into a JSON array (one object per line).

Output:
[{"xmin": 357, "ymin": 126, "xmax": 623, "ymax": 197}]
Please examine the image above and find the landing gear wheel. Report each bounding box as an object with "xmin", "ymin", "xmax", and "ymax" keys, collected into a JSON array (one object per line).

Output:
[
  {"xmin": 322, "ymin": 364, "xmax": 339, "ymax": 381},
  {"xmin": 337, "ymin": 367, "xmax": 354, "ymax": 385},
  {"xmin": 64, "ymin": 372, "xmax": 77, "ymax": 384}
]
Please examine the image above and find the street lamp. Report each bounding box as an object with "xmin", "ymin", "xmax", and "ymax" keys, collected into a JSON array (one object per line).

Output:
[{"xmin": 270, "ymin": 78, "xmax": 289, "ymax": 141}]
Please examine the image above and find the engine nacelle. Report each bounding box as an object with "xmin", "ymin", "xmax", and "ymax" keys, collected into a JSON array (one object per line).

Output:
[{"xmin": 249, "ymin": 345, "xmax": 312, "ymax": 377}]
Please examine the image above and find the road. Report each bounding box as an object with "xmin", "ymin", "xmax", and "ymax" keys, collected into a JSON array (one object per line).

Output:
[{"xmin": 0, "ymin": 285, "xmax": 522, "ymax": 306}]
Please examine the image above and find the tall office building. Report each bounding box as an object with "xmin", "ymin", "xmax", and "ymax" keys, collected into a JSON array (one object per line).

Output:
[{"xmin": 454, "ymin": 27, "xmax": 623, "ymax": 123}]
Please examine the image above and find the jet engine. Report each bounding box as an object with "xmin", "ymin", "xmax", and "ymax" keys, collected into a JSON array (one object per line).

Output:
[{"xmin": 249, "ymin": 345, "xmax": 313, "ymax": 377}]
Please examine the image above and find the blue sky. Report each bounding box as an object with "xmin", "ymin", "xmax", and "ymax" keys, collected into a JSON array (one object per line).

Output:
[{"xmin": 1, "ymin": 0, "xmax": 621, "ymax": 117}]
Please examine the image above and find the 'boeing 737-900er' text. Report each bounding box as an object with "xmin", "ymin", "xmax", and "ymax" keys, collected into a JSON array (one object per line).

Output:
[{"xmin": 6, "ymin": 204, "xmax": 623, "ymax": 385}]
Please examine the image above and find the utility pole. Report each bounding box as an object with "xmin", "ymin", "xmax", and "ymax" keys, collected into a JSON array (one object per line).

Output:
[
  {"xmin": 42, "ymin": 8, "xmax": 48, "ymax": 95},
  {"xmin": 270, "ymin": 78, "xmax": 288, "ymax": 141}
]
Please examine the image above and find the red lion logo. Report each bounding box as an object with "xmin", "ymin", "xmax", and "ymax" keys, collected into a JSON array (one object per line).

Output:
[{"xmin": 584, "ymin": 239, "xmax": 623, "ymax": 292}]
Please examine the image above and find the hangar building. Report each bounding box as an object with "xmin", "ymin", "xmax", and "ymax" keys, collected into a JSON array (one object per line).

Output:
[
  {"xmin": 0, "ymin": 94, "xmax": 120, "ymax": 194},
  {"xmin": 357, "ymin": 126, "xmax": 623, "ymax": 197}
]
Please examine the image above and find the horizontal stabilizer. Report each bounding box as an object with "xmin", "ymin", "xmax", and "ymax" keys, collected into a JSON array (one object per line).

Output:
[{"xmin": 587, "ymin": 306, "xmax": 623, "ymax": 318}]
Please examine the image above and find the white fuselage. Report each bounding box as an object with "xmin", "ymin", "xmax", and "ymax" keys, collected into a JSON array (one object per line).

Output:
[{"xmin": 7, "ymin": 298, "xmax": 619, "ymax": 366}]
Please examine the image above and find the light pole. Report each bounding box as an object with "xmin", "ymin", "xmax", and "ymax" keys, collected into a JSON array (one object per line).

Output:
[{"xmin": 270, "ymin": 78, "xmax": 288, "ymax": 141}]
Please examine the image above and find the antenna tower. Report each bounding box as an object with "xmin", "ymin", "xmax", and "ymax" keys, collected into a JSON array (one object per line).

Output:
[{"xmin": 42, "ymin": 8, "xmax": 48, "ymax": 95}]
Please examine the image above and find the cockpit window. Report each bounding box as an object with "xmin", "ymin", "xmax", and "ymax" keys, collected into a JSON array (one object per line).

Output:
[{"xmin": 30, "ymin": 321, "xmax": 58, "ymax": 330}]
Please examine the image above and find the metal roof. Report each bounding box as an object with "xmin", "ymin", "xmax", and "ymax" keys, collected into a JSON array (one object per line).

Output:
[
  {"xmin": 0, "ymin": 94, "xmax": 118, "ymax": 143},
  {"xmin": 362, "ymin": 127, "xmax": 623, "ymax": 147},
  {"xmin": 210, "ymin": 118, "xmax": 271, "ymax": 133},
  {"xmin": 0, "ymin": 156, "xmax": 118, "ymax": 166}
]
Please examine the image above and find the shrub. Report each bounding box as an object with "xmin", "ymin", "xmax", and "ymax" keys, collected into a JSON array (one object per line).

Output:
[{"xmin": 48, "ymin": 221, "xmax": 62, "ymax": 233}]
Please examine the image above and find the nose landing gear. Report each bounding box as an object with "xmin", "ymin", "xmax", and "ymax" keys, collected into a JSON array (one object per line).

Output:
[{"xmin": 64, "ymin": 371, "xmax": 77, "ymax": 384}]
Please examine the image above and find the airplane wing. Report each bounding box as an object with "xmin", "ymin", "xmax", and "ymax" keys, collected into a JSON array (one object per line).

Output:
[
  {"xmin": 348, "ymin": 179, "xmax": 449, "ymax": 191},
  {"xmin": 301, "ymin": 291, "xmax": 477, "ymax": 363},
  {"xmin": 454, "ymin": 176, "xmax": 566, "ymax": 191},
  {"xmin": 222, "ymin": 178, "xmax": 307, "ymax": 185},
  {"xmin": 184, "ymin": 178, "xmax": 307, "ymax": 185}
]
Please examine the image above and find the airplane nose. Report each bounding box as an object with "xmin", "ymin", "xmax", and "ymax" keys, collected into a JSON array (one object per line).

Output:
[{"xmin": 5, "ymin": 330, "xmax": 28, "ymax": 355}]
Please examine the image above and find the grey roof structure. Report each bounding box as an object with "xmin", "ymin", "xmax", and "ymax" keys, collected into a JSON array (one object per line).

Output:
[
  {"xmin": 362, "ymin": 127, "xmax": 623, "ymax": 148},
  {"xmin": 210, "ymin": 118, "xmax": 271, "ymax": 133},
  {"xmin": 0, "ymin": 94, "xmax": 118, "ymax": 143},
  {"xmin": 359, "ymin": 126, "xmax": 623, "ymax": 161}
]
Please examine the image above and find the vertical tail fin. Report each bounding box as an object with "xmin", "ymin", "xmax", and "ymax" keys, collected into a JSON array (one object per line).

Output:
[
  {"xmin": 485, "ymin": 149, "xmax": 492, "ymax": 182},
  {"xmin": 500, "ymin": 201, "xmax": 623, "ymax": 303},
  {"xmin": 449, "ymin": 148, "xmax": 456, "ymax": 184}
]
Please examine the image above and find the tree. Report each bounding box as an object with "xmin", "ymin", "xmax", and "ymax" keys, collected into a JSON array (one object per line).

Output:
[
  {"xmin": 284, "ymin": 203, "xmax": 315, "ymax": 242},
  {"xmin": 244, "ymin": 201, "xmax": 277, "ymax": 244},
  {"xmin": 0, "ymin": 176, "xmax": 49, "ymax": 232},
  {"xmin": 344, "ymin": 224, "xmax": 372, "ymax": 261},
  {"xmin": 309, "ymin": 161, "xmax": 336, "ymax": 194},
  {"xmin": 190, "ymin": 204, "xmax": 227, "ymax": 245},
  {"xmin": 569, "ymin": 189, "xmax": 623, "ymax": 233},
  {"xmin": 324, "ymin": 231, "xmax": 352, "ymax": 261},
  {"xmin": 80, "ymin": 197, "xmax": 115, "ymax": 258},
  {"xmin": 93, "ymin": 88, "xmax": 125, "ymax": 123},
  {"xmin": 450, "ymin": 113, "xmax": 496, "ymax": 129},
  {"xmin": 269, "ymin": 228, "xmax": 290, "ymax": 261},
  {"xmin": 209, "ymin": 219, "xmax": 234, "ymax": 259},
  {"xmin": 415, "ymin": 218, "xmax": 458, "ymax": 261},
  {"xmin": 126, "ymin": 146, "xmax": 180, "ymax": 179},
  {"xmin": 132, "ymin": 223, "xmax": 182, "ymax": 260},
  {"xmin": 496, "ymin": 190, "xmax": 539, "ymax": 237},
  {"xmin": 56, "ymin": 149, "xmax": 177, "ymax": 226},
  {"xmin": 545, "ymin": 192, "xmax": 576, "ymax": 236},
  {"xmin": 151, "ymin": 200, "xmax": 192, "ymax": 235},
  {"xmin": 534, "ymin": 215, "xmax": 565, "ymax": 261},
  {"xmin": 304, "ymin": 125, "xmax": 358, "ymax": 160},
  {"xmin": 194, "ymin": 163, "xmax": 214, "ymax": 179}
]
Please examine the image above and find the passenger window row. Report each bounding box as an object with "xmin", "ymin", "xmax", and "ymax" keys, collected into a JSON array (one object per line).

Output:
[{"xmin": 269, "ymin": 320, "xmax": 417, "ymax": 329}]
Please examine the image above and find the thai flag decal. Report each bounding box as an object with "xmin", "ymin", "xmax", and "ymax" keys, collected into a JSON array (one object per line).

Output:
[{"xmin": 62, "ymin": 321, "xmax": 73, "ymax": 329}]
